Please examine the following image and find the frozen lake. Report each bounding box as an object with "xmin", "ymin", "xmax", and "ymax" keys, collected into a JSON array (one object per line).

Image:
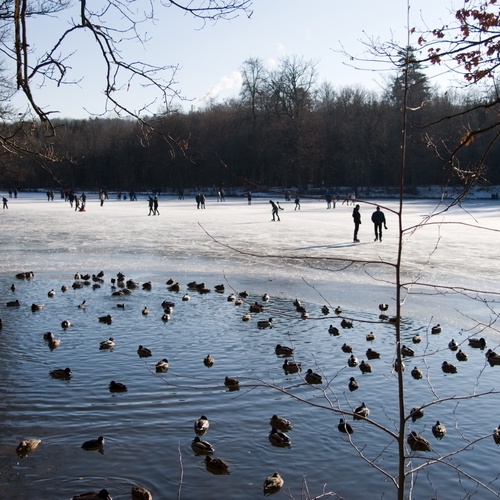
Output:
[{"xmin": 1, "ymin": 192, "xmax": 500, "ymax": 499}]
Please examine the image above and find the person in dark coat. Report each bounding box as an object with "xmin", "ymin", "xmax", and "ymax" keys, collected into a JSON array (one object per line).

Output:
[
  {"xmin": 148, "ymin": 196, "xmax": 154, "ymax": 215},
  {"xmin": 270, "ymin": 200, "xmax": 281, "ymax": 221},
  {"xmin": 371, "ymin": 206, "xmax": 387, "ymax": 242},
  {"xmin": 352, "ymin": 204, "xmax": 361, "ymax": 242}
]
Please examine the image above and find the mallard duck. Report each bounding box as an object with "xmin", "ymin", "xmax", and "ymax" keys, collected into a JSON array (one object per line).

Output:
[
  {"xmin": 442, "ymin": 361, "xmax": 457, "ymax": 374},
  {"xmin": 191, "ymin": 436, "xmax": 214, "ymax": 455},
  {"xmin": 379, "ymin": 303, "xmax": 389, "ymax": 311},
  {"xmin": 354, "ymin": 402, "xmax": 370, "ymax": 420},
  {"xmin": 263, "ymin": 471, "xmax": 284, "ymax": 496},
  {"xmin": 168, "ymin": 282, "xmax": 181, "ymax": 292},
  {"xmin": 257, "ymin": 317, "xmax": 273, "ymax": 329},
  {"xmin": 48, "ymin": 338, "xmax": 61, "ymax": 349},
  {"xmin": 328, "ymin": 325, "xmax": 340, "ymax": 336},
  {"xmin": 412, "ymin": 334, "xmax": 422, "ymax": 344},
  {"xmin": 359, "ymin": 360, "xmax": 372, "ymax": 374},
  {"xmin": 16, "ymin": 439, "xmax": 41, "ymax": 457},
  {"xmin": 493, "ymin": 425, "xmax": 500, "ymax": 445},
  {"xmin": 348, "ymin": 377, "xmax": 359, "ymax": 392},
  {"xmin": 269, "ymin": 414, "xmax": 292, "ymax": 432},
  {"xmin": 407, "ymin": 431, "xmax": 431, "ymax": 452},
  {"xmin": 50, "ymin": 367, "xmax": 72, "ymax": 379},
  {"xmin": 137, "ymin": 345, "xmax": 152, "ymax": 357},
  {"xmin": 393, "ymin": 360, "xmax": 405, "ymax": 372},
  {"xmin": 142, "ymin": 281, "xmax": 152, "ymax": 291},
  {"xmin": 224, "ymin": 376, "xmax": 240, "ymax": 390},
  {"xmin": 142, "ymin": 306, "xmax": 150, "ymax": 315},
  {"xmin": 275, "ymin": 344, "xmax": 294, "ymax": 356},
  {"xmin": 182, "ymin": 293, "xmax": 190, "ymax": 301},
  {"xmin": 98, "ymin": 314, "xmax": 112, "ymax": 325},
  {"xmin": 347, "ymin": 355, "xmax": 359, "ymax": 367},
  {"xmin": 203, "ymin": 354, "xmax": 215, "ymax": 367},
  {"xmin": 456, "ymin": 349, "xmax": 468, "ymax": 362},
  {"xmin": 214, "ymin": 284, "xmax": 225, "ymax": 293},
  {"xmin": 432, "ymin": 421, "xmax": 447, "ymax": 440},
  {"xmin": 305, "ymin": 368, "xmax": 322, "ymax": 384},
  {"xmin": 341, "ymin": 343, "xmax": 353, "ymax": 353},
  {"xmin": 401, "ymin": 345, "xmax": 415, "ymax": 357},
  {"xmin": 43, "ymin": 331, "xmax": 55, "ymax": 341},
  {"xmin": 81, "ymin": 435, "xmax": 105, "ymax": 451},
  {"xmin": 431, "ymin": 324, "xmax": 442, "ymax": 334},
  {"xmin": 47, "ymin": 289, "xmax": 56, "ymax": 298},
  {"xmin": 379, "ymin": 313, "xmax": 389, "ymax": 321},
  {"xmin": 6, "ymin": 299, "xmax": 20, "ymax": 307},
  {"xmin": 72, "ymin": 489, "xmax": 112, "ymax": 500},
  {"xmin": 242, "ymin": 313, "xmax": 251, "ymax": 321},
  {"xmin": 15, "ymin": 271, "xmax": 34, "ymax": 280},
  {"xmin": 112, "ymin": 290, "xmax": 124, "ymax": 297},
  {"xmin": 166, "ymin": 278, "xmax": 175, "ymax": 286},
  {"xmin": 155, "ymin": 359, "xmax": 169, "ymax": 372},
  {"xmin": 194, "ymin": 415, "xmax": 210, "ymax": 435},
  {"xmin": 131, "ymin": 485, "xmax": 152, "ymax": 500},
  {"xmin": 409, "ymin": 407, "xmax": 424, "ymax": 422},
  {"xmin": 321, "ymin": 305, "xmax": 330, "ymax": 315},
  {"xmin": 469, "ymin": 337, "xmax": 487, "ymax": 349},
  {"xmin": 61, "ymin": 319, "xmax": 71, "ymax": 329},
  {"xmin": 239, "ymin": 290, "xmax": 249, "ymax": 298},
  {"xmin": 99, "ymin": 338, "xmax": 115, "ymax": 350},
  {"xmin": 161, "ymin": 300, "xmax": 175, "ymax": 309},
  {"xmin": 205, "ymin": 455, "xmax": 230, "ymax": 475},
  {"xmin": 249, "ymin": 302, "xmax": 264, "ymax": 313},
  {"xmin": 335, "ymin": 306, "xmax": 343, "ymax": 315},
  {"xmin": 411, "ymin": 366, "xmax": 423, "ymax": 380},
  {"xmin": 486, "ymin": 349, "xmax": 500, "ymax": 366},
  {"xmin": 338, "ymin": 418, "xmax": 354, "ymax": 434},
  {"xmin": 366, "ymin": 332, "xmax": 376, "ymax": 341},
  {"xmin": 268, "ymin": 428, "xmax": 291, "ymax": 447},
  {"xmin": 341, "ymin": 318, "xmax": 353, "ymax": 328},
  {"xmin": 31, "ymin": 303, "xmax": 44, "ymax": 311},
  {"xmin": 187, "ymin": 281, "xmax": 199, "ymax": 290},
  {"xmin": 283, "ymin": 359, "xmax": 302, "ymax": 373},
  {"xmin": 366, "ymin": 348, "xmax": 380, "ymax": 360},
  {"xmin": 81, "ymin": 274, "xmax": 91, "ymax": 281},
  {"xmin": 227, "ymin": 294, "xmax": 236, "ymax": 302},
  {"xmin": 61, "ymin": 285, "xmax": 69, "ymax": 292},
  {"xmin": 448, "ymin": 339, "xmax": 458, "ymax": 351},
  {"xmin": 109, "ymin": 380, "xmax": 127, "ymax": 392},
  {"xmin": 234, "ymin": 298, "xmax": 244, "ymax": 306}
]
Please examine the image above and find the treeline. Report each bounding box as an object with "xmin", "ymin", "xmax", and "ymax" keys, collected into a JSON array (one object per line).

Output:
[{"xmin": 2, "ymin": 56, "xmax": 500, "ymax": 192}]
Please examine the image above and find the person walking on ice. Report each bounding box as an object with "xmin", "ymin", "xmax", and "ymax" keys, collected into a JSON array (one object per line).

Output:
[
  {"xmin": 2, "ymin": 196, "xmax": 8, "ymax": 209},
  {"xmin": 352, "ymin": 204, "xmax": 361, "ymax": 242},
  {"xmin": 294, "ymin": 196, "xmax": 301, "ymax": 210},
  {"xmin": 371, "ymin": 205, "xmax": 387, "ymax": 242},
  {"xmin": 269, "ymin": 200, "xmax": 282, "ymax": 221}
]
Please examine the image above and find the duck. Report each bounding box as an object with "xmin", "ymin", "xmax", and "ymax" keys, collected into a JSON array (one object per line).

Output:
[
  {"xmin": 48, "ymin": 338, "xmax": 61, "ymax": 349},
  {"xmin": 15, "ymin": 271, "xmax": 34, "ymax": 279},
  {"xmin": 137, "ymin": 345, "xmax": 152, "ymax": 357},
  {"xmin": 293, "ymin": 299, "xmax": 301, "ymax": 308},
  {"xmin": 263, "ymin": 471, "xmax": 284, "ymax": 496},
  {"xmin": 131, "ymin": 486, "xmax": 152, "ymax": 500},
  {"xmin": 283, "ymin": 359, "xmax": 302, "ymax": 373},
  {"xmin": 166, "ymin": 278, "xmax": 175, "ymax": 286},
  {"xmin": 341, "ymin": 318, "xmax": 353, "ymax": 329},
  {"xmin": 431, "ymin": 324, "xmax": 442, "ymax": 334},
  {"xmin": 442, "ymin": 361, "xmax": 457, "ymax": 374},
  {"xmin": 407, "ymin": 431, "xmax": 431, "ymax": 452},
  {"xmin": 50, "ymin": 367, "xmax": 72, "ymax": 379},
  {"xmin": 249, "ymin": 301, "xmax": 264, "ymax": 313},
  {"xmin": 269, "ymin": 414, "xmax": 292, "ymax": 432},
  {"xmin": 348, "ymin": 377, "xmax": 359, "ymax": 392},
  {"xmin": 432, "ymin": 421, "xmax": 447, "ymax": 440},
  {"xmin": 204, "ymin": 455, "xmax": 230, "ymax": 475},
  {"xmin": 194, "ymin": 415, "xmax": 210, "ymax": 435},
  {"xmin": 448, "ymin": 339, "xmax": 458, "ymax": 351},
  {"xmin": 409, "ymin": 407, "xmax": 424, "ymax": 422},
  {"xmin": 81, "ymin": 274, "xmax": 91, "ymax": 281},
  {"xmin": 262, "ymin": 293, "xmax": 270, "ymax": 302},
  {"xmin": 224, "ymin": 376, "xmax": 240, "ymax": 390},
  {"xmin": 241, "ymin": 313, "xmax": 251, "ymax": 321},
  {"xmin": 305, "ymin": 368, "xmax": 322, "ymax": 384},
  {"xmin": 126, "ymin": 279, "xmax": 139, "ymax": 290},
  {"xmin": 379, "ymin": 313, "xmax": 389, "ymax": 321},
  {"xmin": 10, "ymin": 283, "xmax": 16, "ymax": 291},
  {"xmin": 275, "ymin": 344, "xmax": 294, "ymax": 356},
  {"xmin": 61, "ymin": 320, "xmax": 71, "ymax": 329},
  {"xmin": 239, "ymin": 290, "xmax": 249, "ymax": 298},
  {"xmin": 182, "ymin": 293, "xmax": 191, "ymax": 301},
  {"xmin": 354, "ymin": 402, "xmax": 370, "ymax": 420},
  {"xmin": 142, "ymin": 306, "xmax": 150, "ymax": 315},
  {"xmin": 257, "ymin": 317, "xmax": 273, "ymax": 329},
  {"xmin": 43, "ymin": 331, "xmax": 55, "ymax": 341},
  {"xmin": 187, "ymin": 281, "xmax": 199, "ymax": 290},
  {"xmin": 335, "ymin": 306, "xmax": 343, "ymax": 315},
  {"xmin": 109, "ymin": 380, "xmax": 128, "ymax": 392},
  {"xmin": 366, "ymin": 348, "xmax": 380, "ymax": 360},
  {"xmin": 47, "ymin": 289, "xmax": 56, "ymax": 298},
  {"xmin": 366, "ymin": 332, "xmax": 376, "ymax": 341},
  {"xmin": 191, "ymin": 436, "xmax": 214, "ymax": 455},
  {"xmin": 401, "ymin": 345, "xmax": 415, "ymax": 357},
  {"xmin": 227, "ymin": 294, "xmax": 236, "ymax": 302},
  {"xmin": 493, "ymin": 425, "xmax": 500, "ymax": 445},
  {"xmin": 155, "ymin": 358, "xmax": 169, "ymax": 372},
  {"xmin": 168, "ymin": 282, "xmax": 181, "ymax": 292},
  {"xmin": 161, "ymin": 313, "xmax": 171, "ymax": 322},
  {"xmin": 72, "ymin": 489, "xmax": 112, "ymax": 500},
  {"xmin": 99, "ymin": 338, "xmax": 115, "ymax": 350},
  {"xmin": 328, "ymin": 325, "xmax": 340, "ymax": 336},
  {"xmin": 341, "ymin": 343, "xmax": 353, "ymax": 353},
  {"xmin": 347, "ymin": 355, "xmax": 359, "ymax": 367},
  {"xmin": 469, "ymin": 337, "xmax": 487, "ymax": 349},
  {"xmin": 234, "ymin": 298, "xmax": 243, "ymax": 306},
  {"xmin": 81, "ymin": 435, "xmax": 105, "ymax": 451},
  {"xmin": 411, "ymin": 366, "xmax": 423, "ymax": 380},
  {"xmin": 338, "ymin": 418, "xmax": 354, "ymax": 434},
  {"xmin": 203, "ymin": 354, "xmax": 215, "ymax": 367},
  {"xmin": 61, "ymin": 285, "xmax": 68, "ymax": 292},
  {"xmin": 456, "ymin": 349, "xmax": 468, "ymax": 362},
  {"xmin": 486, "ymin": 349, "xmax": 500, "ymax": 366},
  {"xmin": 98, "ymin": 314, "xmax": 112, "ymax": 325},
  {"xmin": 161, "ymin": 300, "xmax": 175, "ymax": 309},
  {"xmin": 321, "ymin": 305, "xmax": 330, "ymax": 315},
  {"xmin": 268, "ymin": 428, "xmax": 291, "ymax": 447},
  {"xmin": 214, "ymin": 284, "xmax": 225, "ymax": 293},
  {"xmin": 359, "ymin": 360, "xmax": 372, "ymax": 374},
  {"xmin": 16, "ymin": 439, "xmax": 41, "ymax": 457},
  {"xmin": 301, "ymin": 311, "xmax": 309, "ymax": 320},
  {"xmin": 142, "ymin": 281, "xmax": 152, "ymax": 291},
  {"xmin": 379, "ymin": 303, "xmax": 389, "ymax": 311},
  {"xmin": 412, "ymin": 334, "xmax": 422, "ymax": 344},
  {"xmin": 78, "ymin": 300, "xmax": 87, "ymax": 309},
  {"xmin": 393, "ymin": 360, "xmax": 405, "ymax": 373},
  {"xmin": 116, "ymin": 303, "xmax": 125, "ymax": 309},
  {"xmin": 31, "ymin": 303, "xmax": 44, "ymax": 311},
  {"xmin": 6, "ymin": 299, "xmax": 20, "ymax": 307}
]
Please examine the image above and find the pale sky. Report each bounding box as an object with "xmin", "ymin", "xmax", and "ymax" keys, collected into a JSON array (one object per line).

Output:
[{"xmin": 12, "ymin": 0, "xmax": 457, "ymax": 119}]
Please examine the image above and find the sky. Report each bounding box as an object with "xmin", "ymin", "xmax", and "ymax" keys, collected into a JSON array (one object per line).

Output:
[{"xmin": 11, "ymin": 0, "xmax": 458, "ymax": 119}]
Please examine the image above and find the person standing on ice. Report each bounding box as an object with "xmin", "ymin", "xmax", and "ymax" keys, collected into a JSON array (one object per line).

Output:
[
  {"xmin": 294, "ymin": 196, "xmax": 301, "ymax": 210},
  {"xmin": 148, "ymin": 196, "xmax": 154, "ymax": 215},
  {"xmin": 270, "ymin": 200, "xmax": 281, "ymax": 221},
  {"xmin": 371, "ymin": 205, "xmax": 387, "ymax": 242},
  {"xmin": 153, "ymin": 196, "xmax": 160, "ymax": 215},
  {"xmin": 2, "ymin": 196, "xmax": 8, "ymax": 209},
  {"xmin": 352, "ymin": 204, "xmax": 361, "ymax": 242}
]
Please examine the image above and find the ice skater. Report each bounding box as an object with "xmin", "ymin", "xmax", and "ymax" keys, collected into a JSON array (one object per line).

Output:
[
  {"xmin": 153, "ymin": 196, "xmax": 160, "ymax": 215},
  {"xmin": 148, "ymin": 196, "xmax": 154, "ymax": 215},
  {"xmin": 2, "ymin": 196, "xmax": 8, "ymax": 209},
  {"xmin": 371, "ymin": 205, "xmax": 387, "ymax": 242},
  {"xmin": 270, "ymin": 200, "xmax": 282, "ymax": 221},
  {"xmin": 294, "ymin": 196, "xmax": 301, "ymax": 210},
  {"xmin": 352, "ymin": 204, "xmax": 361, "ymax": 242}
]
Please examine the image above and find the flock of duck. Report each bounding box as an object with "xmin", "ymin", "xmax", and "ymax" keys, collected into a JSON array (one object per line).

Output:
[{"xmin": 5, "ymin": 269, "xmax": 500, "ymax": 498}]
